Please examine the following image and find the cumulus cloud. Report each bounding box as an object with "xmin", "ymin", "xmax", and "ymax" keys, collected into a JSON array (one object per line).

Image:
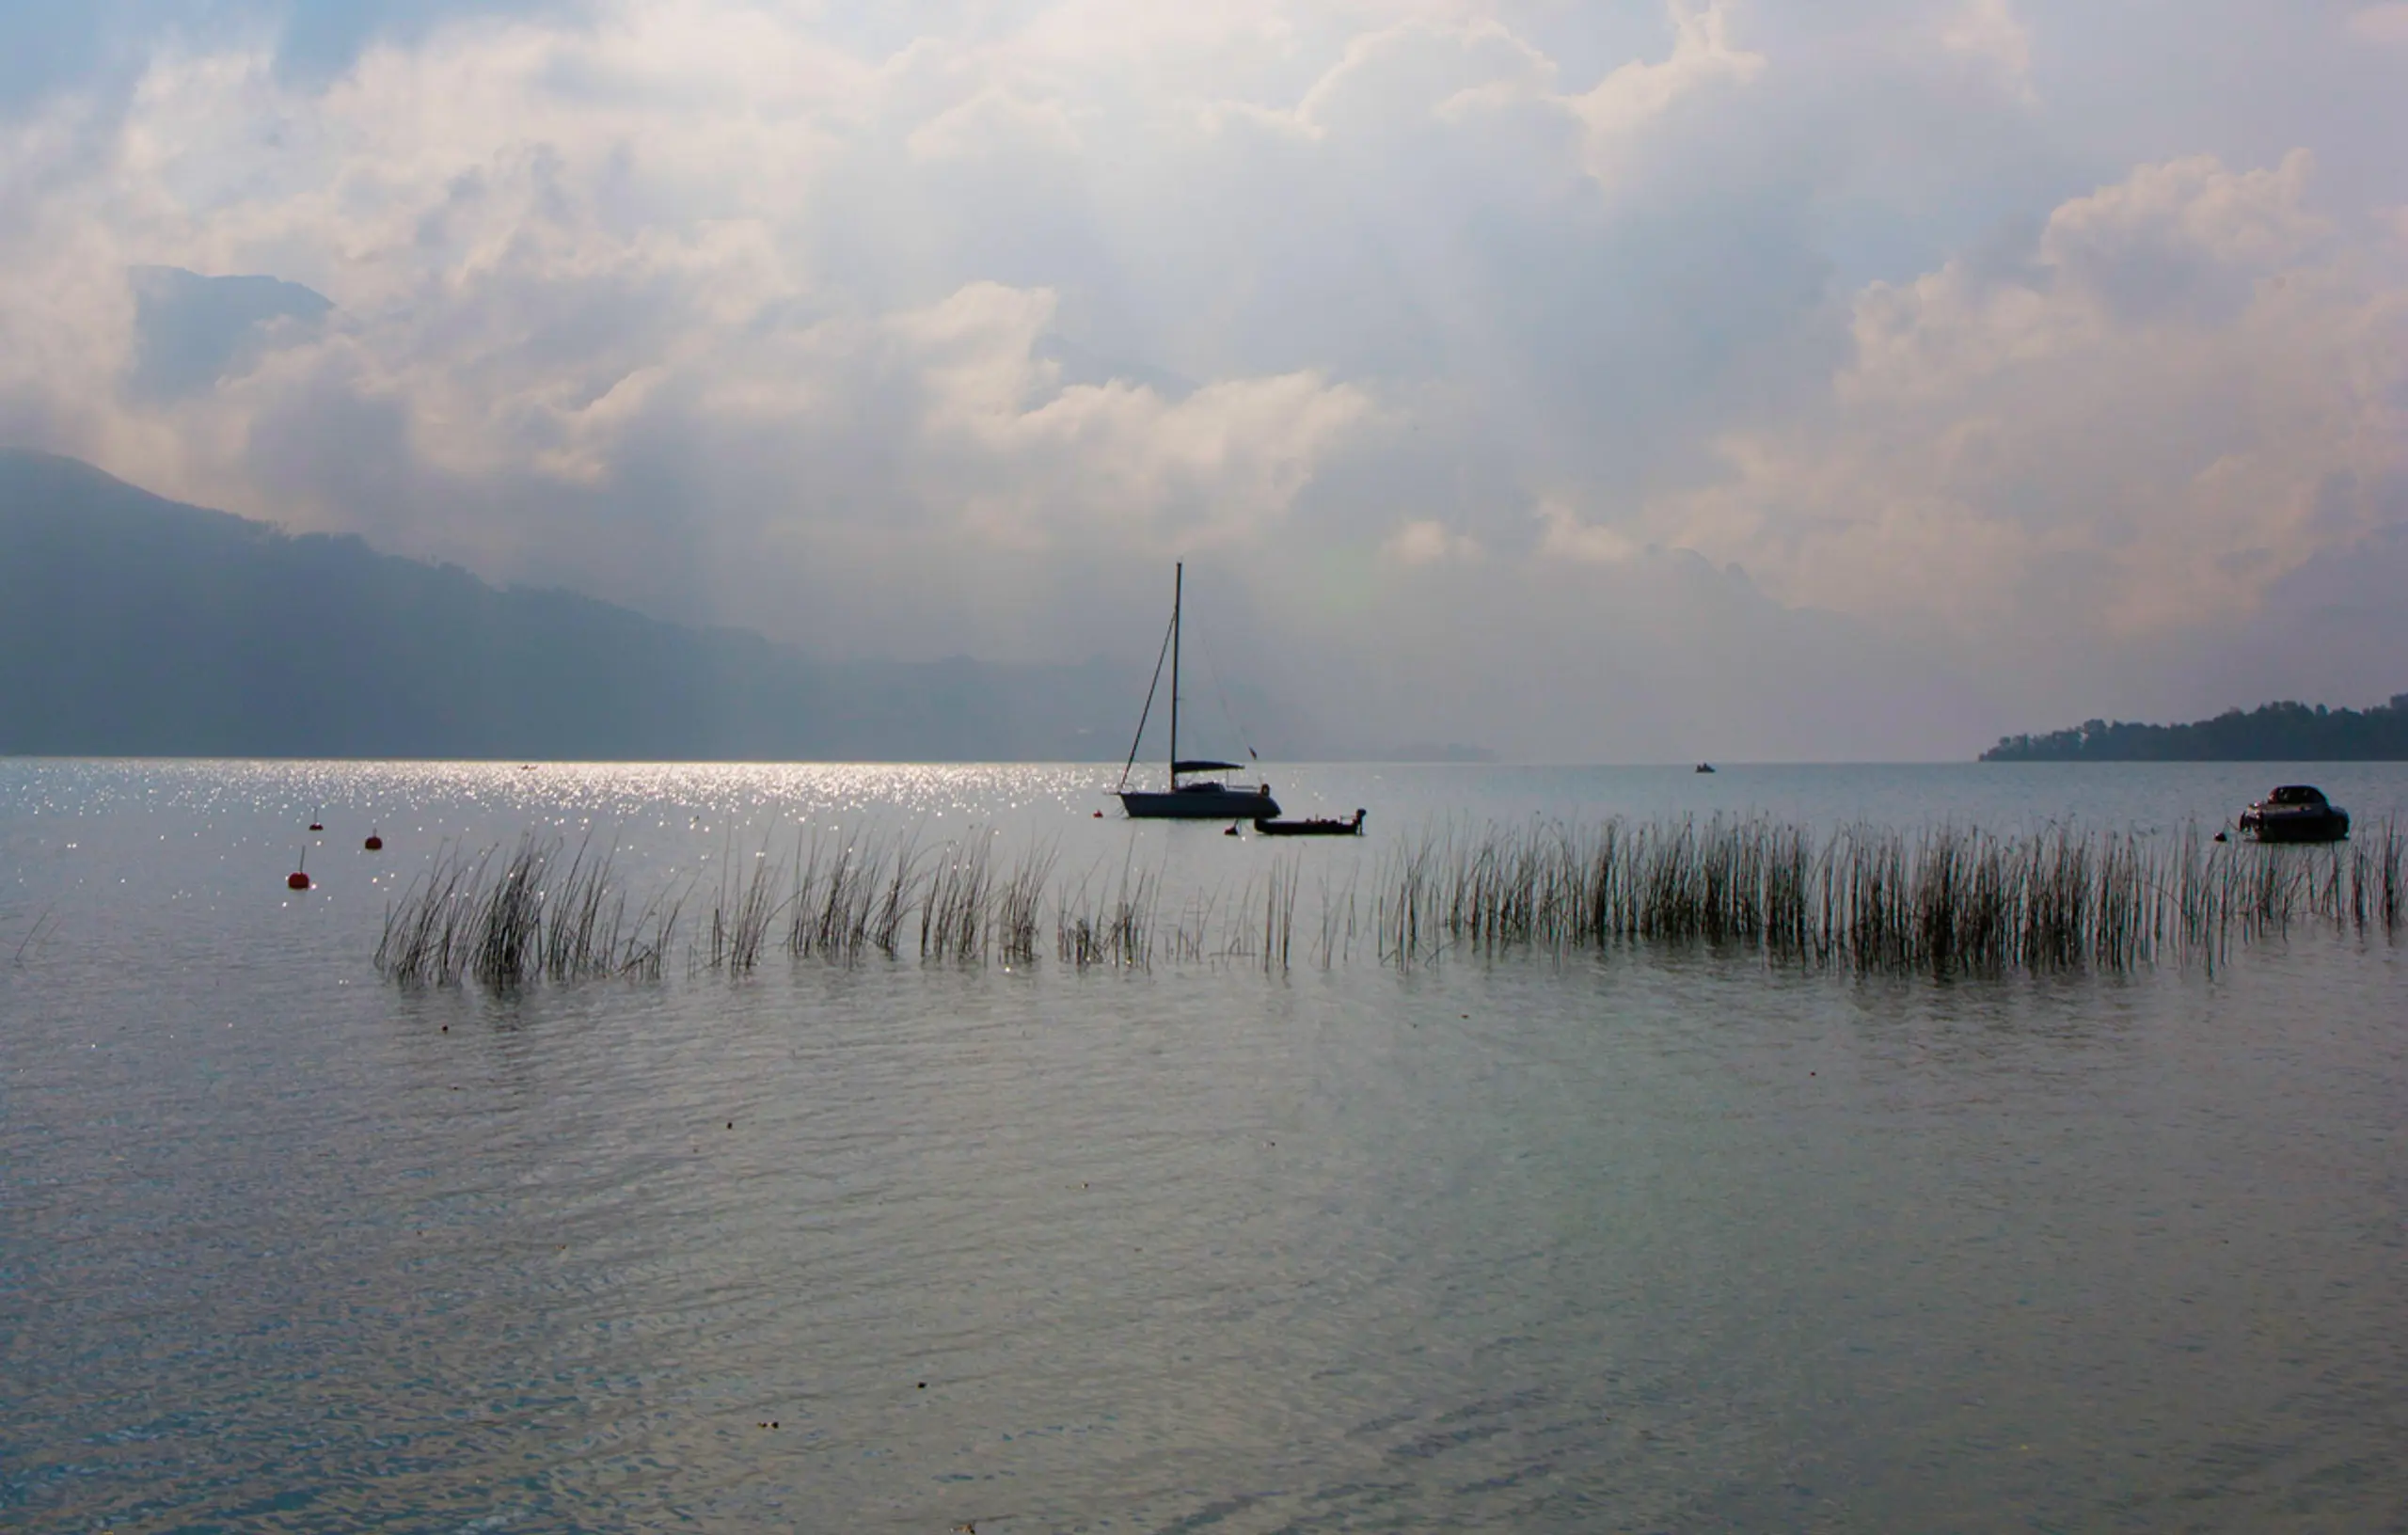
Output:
[
  {"xmin": 1643, "ymin": 151, "xmax": 2407, "ymax": 669},
  {"xmin": 1938, "ymin": 0, "xmax": 2034, "ymax": 99},
  {"xmin": 1, "ymin": 0, "xmax": 2404, "ymax": 755},
  {"xmin": 2, "ymin": 8, "xmax": 1384, "ymax": 609},
  {"xmin": 1381, "ymin": 517, "xmax": 1482, "ymax": 566},
  {"xmin": 1534, "ymin": 501, "xmax": 1645, "ymax": 565},
  {"xmin": 1561, "ymin": 1, "xmax": 1765, "ymax": 182}
]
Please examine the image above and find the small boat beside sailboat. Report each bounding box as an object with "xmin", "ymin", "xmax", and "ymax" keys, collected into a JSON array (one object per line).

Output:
[{"xmin": 1252, "ymin": 809, "xmax": 1365, "ymax": 837}]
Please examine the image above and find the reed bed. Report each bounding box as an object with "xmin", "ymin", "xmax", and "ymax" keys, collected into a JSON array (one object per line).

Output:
[
  {"xmin": 375, "ymin": 833, "xmax": 683, "ymax": 985},
  {"xmin": 376, "ymin": 815, "xmax": 2404, "ymax": 988},
  {"xmin": 1055, "ymin": 857, "xmax": 1158, "ymax": 970},
  {"xmin": 380, "ymin": 827, "xmax": 1064, "ymax": 985},
  {"xmin": 1373, "ymin": 815, "xmax": 2405, "ymax": 972}
]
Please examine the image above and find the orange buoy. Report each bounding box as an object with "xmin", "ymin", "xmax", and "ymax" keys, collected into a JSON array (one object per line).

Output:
[{"xmin": 363, "ymin": 830, "xmax": 384, "ymax": 851}]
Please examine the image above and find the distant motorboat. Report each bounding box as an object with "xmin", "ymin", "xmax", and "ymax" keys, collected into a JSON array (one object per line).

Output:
[
  {"xmin": 1115, "ymin": 563, "xmax": 1281, "ymax": 821},
  {"xmin": 1253, "ymin": 810, "xmax": 1366, "ymax": 838},
  {"xmin": 1695, "ymin": 763, "xmax": 1716, "ymax": 774},
  {"xmin": 2238, "ymin": 784, "xmax": 2350, "ymax": 844}
]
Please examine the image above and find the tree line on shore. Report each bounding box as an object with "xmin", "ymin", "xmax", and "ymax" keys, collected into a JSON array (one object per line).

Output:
[{"xmin": 1983, "ymin": 696, "xmax": 2408, "ymax": 761}]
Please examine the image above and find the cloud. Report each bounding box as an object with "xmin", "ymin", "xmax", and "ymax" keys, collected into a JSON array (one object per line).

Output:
[
  {"xmin": 1641, "ymin": 151, "xmax": 2407, "ymax": 667},
  {"xmin": 0, "ymin": 2, "xmax": 584, "ymax": 114},
  {"xmin": 1, "ymin": 0, "xmax": 2404, "ymax": 754},
  {"xmin": 906, "ymin": 87, "xmax": 1083, "ymax": 163},
  {"xmin": 2039, "ymin": 150, "xmax": 2328, "ymax": 319},
  {"xmin": 1560, "ymin": 1, "xmax": 1766, "ymax": 183},
  {"xmin": 1381, "ymin": 517, "xmax": 1482, "ymax": 566},
  {"xmin": 1534, "ymin": 501, "xmax": 1643, "ymax": 565},
  {"xmin": 1938, "ymin": 0, "xmax": 2034, "ymax": 98},
  {"xmin": 129, "ymin": 266, "xmax": 332, "ymax": 402}
]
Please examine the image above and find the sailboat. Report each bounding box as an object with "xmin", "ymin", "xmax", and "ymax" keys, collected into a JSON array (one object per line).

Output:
[{"xmin": 1116, "ymin": 563, "xmax": 1281, "ymax": 820}]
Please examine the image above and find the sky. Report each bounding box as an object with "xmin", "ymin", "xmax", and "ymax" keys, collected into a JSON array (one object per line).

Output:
[{"xmin": 1, "ymin": 0, "xmax": 2403, "ymax": 760}]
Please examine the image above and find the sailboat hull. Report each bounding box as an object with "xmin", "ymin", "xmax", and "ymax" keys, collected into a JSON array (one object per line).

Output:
[{"xmin": 1119, "ymin": 785, "xmax": 1280, "ymax": 820}]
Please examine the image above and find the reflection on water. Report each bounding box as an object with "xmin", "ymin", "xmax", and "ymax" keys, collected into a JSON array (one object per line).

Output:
[{"xmin": 3, "ymin": 761, "xmax": 2405, "ymax": 1531}]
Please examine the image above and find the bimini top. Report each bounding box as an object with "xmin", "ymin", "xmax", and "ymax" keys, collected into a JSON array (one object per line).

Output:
[
  {"xmin": 1173, "ymin": 759, "xmax": 1247, "ymax": 775},
  {"xmin": 2266, "ymin": 785, "xmax": 2330, "ymax": 806}
]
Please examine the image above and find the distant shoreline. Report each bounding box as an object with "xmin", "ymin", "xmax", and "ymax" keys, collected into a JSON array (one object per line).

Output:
[{"xmin": 1983, "ymin": 696, "xmax": 2408, "ymax": 762}]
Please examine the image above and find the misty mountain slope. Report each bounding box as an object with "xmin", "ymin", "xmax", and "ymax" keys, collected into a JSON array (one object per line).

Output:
[{"xmin": 0, "ymin": 450, "xmax": 1217, "ymax": 761}]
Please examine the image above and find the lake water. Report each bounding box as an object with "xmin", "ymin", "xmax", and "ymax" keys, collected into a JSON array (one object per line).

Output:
[{"xmin": 5, "ymin": 759, "xmax": 2405, "ymax": 1532}]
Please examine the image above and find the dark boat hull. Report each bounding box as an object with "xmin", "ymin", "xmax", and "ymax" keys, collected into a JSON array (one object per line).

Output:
[
  {"xmin": 1252, "ymin": 811, "xmax": 1365, "ymax": 837},
  {"xmin": 2240, "ymin": 809, "xmax": 2350, "ymax": 844},
  {"xmin": 1120, "ymin": 785, "xmax": 1280, "ymax": 820}
]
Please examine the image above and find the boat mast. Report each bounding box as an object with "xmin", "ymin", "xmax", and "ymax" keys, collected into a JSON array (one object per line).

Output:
[{"xmin": 1167, "ymin": 562, "xmax": 1181, "ymax": 789}]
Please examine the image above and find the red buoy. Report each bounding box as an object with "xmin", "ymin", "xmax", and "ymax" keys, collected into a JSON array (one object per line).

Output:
[
  {"xmin": 288, "ymin": 848, "xmax": 311, "ymax": 890},
  {"xmin": 364, "ymin": 830, "xmax": 384, "ymax": 851},
  {"xmin": 309, "ymin": 822, "xmax": 324, "ymax": 832}
]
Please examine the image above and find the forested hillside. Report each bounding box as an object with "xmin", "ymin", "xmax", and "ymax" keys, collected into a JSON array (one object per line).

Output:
[{"xmin": 1982, "ymin": 698, "xmax": 2408, "ymax": 761}]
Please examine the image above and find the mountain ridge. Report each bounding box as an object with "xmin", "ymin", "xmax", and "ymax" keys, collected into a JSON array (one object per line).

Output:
[{"xmin": 0, "ymin": 449, "xmax": 1300, "ymax": 762}]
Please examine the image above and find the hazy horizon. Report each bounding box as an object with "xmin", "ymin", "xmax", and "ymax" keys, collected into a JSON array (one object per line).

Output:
[{"xmin": 4, "ymin": 2, "xmax": 2403, "ymax": 760}]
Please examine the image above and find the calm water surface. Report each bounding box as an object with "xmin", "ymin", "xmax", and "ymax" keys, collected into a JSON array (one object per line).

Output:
[{"xmin": 4, "ymin": 761, "xmax": 2405, "ymax": 1532}]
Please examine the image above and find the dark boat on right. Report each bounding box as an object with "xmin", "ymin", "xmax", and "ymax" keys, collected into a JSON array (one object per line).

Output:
[{"xmin": 2238, "ymin": 784, "xmax": 2351, "ymax": 843}]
